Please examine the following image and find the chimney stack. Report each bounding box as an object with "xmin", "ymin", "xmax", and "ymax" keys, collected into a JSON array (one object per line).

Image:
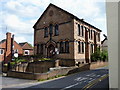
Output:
[{"xmin": 5, "ymin": 32, "xmax": 12, "ymax": 62}]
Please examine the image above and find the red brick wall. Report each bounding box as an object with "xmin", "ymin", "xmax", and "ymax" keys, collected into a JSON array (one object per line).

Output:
[
  {"xmin": 5, "ymin": 32, "xmax": 12, "ymax": 62},
  {"xmin": 0, "ymin": 41, "xmax": 6, "ymax": 62},
  {"xmin": 0, "ymin": 33, "xmax": 24, "ymax": 62}
]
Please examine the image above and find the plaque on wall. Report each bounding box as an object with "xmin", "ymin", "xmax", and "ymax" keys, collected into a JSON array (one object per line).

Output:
[{"xmin": 49, "ymin": 10, "xmax": 54, "ymax": 16}]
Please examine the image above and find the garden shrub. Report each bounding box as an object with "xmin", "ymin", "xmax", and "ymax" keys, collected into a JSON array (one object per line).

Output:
[{"xmin": 91, "ymin": 48, "xmax": 108, "ymax": 62}]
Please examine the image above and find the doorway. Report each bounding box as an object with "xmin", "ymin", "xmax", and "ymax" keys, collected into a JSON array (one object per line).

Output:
[{"xmin": 47, "ymin": 44, "xmax": 55, "ymax": 58}]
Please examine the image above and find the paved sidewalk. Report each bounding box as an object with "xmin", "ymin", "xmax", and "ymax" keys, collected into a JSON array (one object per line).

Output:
[{"xmin": 1, "ymin": 76, "xmax": 36, "ymax": 88}]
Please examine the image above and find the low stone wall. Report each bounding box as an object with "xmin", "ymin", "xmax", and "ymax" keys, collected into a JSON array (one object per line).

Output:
[
  {"xmin": 90, "ymin": 61, "xmax": 108, "ymax": 69},
  {"xmin": 59, "ymin": 59, "xmax": 75, "ymax": 66},
  {"xmin": 7, "ymin": 61, "xmax": 108, "ymax": 80},
  {"xmin": 9, "ymin": 59, "xmax": 75, "ymax": 73},
  {"xmin": 67, "ymin": 61, "xmax": 108, "ymax": 74},
  {"xmin": 10, "ymin": 60, "xmax": 56, "ymax": 73},
  {"xmin": 7, "ymin": 67, "xmax": 75, "ymax": 80}
]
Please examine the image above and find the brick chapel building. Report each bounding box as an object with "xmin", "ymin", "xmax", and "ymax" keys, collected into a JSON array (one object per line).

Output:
[{"xmin": 33, "ymin": 4, "xmax": 101, "ymax": 65}]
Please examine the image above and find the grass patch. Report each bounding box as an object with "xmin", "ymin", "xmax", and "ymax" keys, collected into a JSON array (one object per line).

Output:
[{"xmin": 39, "ymin": 58, "xmax": 52, "ymax": 61}]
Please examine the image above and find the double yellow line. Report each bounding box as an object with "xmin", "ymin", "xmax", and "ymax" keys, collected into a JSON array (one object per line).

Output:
[{"xmin": 82, "ymin": 74, "xmax": 109, "ymax": 90}]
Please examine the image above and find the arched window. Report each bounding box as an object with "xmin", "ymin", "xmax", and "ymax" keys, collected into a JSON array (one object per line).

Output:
[
  {"xmin": 49, "ymin": 24, "xmax": 53, "ymax": 34},
  {"xmin": 44, "ymin": 27, "xmax": 48, "ymax": 37},
  {"xmin": 55, "ymin": 24, "xmax": 59, "ymax": 36}
]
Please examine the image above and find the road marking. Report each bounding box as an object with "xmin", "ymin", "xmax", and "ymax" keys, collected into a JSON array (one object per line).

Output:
[
  {"xmin": 86, "ymin": 73, "xmax": 95, "ymax": 77},
  {"xmin": 60, "ymin": 83, "xmax": 79, "ymax": 90},
  {"xmin": 97, "ymin": 75, "xmax": 100, "ymax": 77},
  {"xmin": 88, "ymin": 79, "xmax": 96, "ymax": 83},
  {"xmin": 75, "ymin": 77, "xmax": 88, "ymax": 82},
  {"xmin": 81, "ymin": 74, "xmax": 109, "ymax": 90}
]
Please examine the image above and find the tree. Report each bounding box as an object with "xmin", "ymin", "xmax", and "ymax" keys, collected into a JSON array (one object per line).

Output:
[{"xmin": 91, "ymin": 48, "xmax": 108, "ymax": 62}]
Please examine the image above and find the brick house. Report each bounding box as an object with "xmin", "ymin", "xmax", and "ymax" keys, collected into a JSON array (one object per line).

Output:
[
  {"xmin": 19, "ymin": 42, "xmax": 33, "ymax": 55},
  {"xmin": 0, "ymin": 32, "xmax": 33, "ymax": 62},
  {"xmin": 33, "ymin": 4, "xmax": 101, "ymax": 65}
]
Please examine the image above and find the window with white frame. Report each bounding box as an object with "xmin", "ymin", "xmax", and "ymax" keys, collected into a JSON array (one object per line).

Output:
[
  {"xmin": 24, "ymin": 50, "xmax": 29, "ymax": 55},
  {"xmin": 14, "ymin": 49, "xmax": 18, "ymax": 54},
  {"xmin": 0, "ymin": 49, "xmax": 4, "ymax": 55}
]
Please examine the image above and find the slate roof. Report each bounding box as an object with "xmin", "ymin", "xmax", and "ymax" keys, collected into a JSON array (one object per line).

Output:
[
  {"xmin": 19, "ymin": 42, "xmax": 33, "ymax": 50},
  {"xmin": 0, "ymin": 39, "xmax": 6, "ymax": 44},
  {"xmin": 19, "ymin": 42, "xmax": 27, "ymax": 47}
]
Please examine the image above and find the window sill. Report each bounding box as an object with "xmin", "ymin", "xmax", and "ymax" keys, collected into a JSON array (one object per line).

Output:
[
  {"xmin": 78, "ymin": 52, "xmax": 84, "ymax": 54},
  {"xmin": 54, "ymin": 34, "xmax": 59, "ymax": 36},
  {"xmin": 78, "ymin": 35, "xmax": 84, "ymax": 38},
  {"xmin": 44, "ymin": 36, "xmax": 48, "ymax": 38},
  {"xmin": 59, "ymin": 52, "xmax": 70, "ymax": 54}
]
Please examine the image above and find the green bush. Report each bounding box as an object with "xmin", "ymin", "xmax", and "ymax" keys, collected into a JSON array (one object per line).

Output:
[
  {"xmin": 101, "ymin": 50, "xmax": 108, "ymax": 61},
  {"xmin": 10, "ymin": 62, "xmax": 15, "ymax": 66},
  {"xmin": 40, "ymin": 58, "xmax": 52, "ymax": 61},
  {"xmin": 12, "ymin": 57, "xmax": 27, "ymax": 64},
  {"xmin": 91, "ymin": 48, "xmax": 108, "ymax": 62}
]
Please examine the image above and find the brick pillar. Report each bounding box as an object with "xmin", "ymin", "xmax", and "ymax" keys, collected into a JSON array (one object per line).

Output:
[{"xmin": 5, "ymin": 32, "xmax": 12, "ymax": 63}]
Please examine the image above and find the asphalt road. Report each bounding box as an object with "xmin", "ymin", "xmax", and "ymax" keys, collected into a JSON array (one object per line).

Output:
[{"xmin": 2, "ymin": 67, "xmax": 109, "ymax": 89}]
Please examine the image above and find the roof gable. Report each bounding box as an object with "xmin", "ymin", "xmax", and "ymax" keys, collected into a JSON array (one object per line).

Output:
[
  {"xmin": 20, "ymin": 42, "xmax": 33, "ymax": 50},
  {"xmin": 33, "ymin": 3, "xmax": 101, "ymax": 32},
  {"xmin": 33, "ymin": 3, "xmax": 73, "ymax": 29}
]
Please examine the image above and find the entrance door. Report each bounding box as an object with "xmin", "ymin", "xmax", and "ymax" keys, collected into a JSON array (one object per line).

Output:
[{"xmin": 47, "ymin": 44, "xmax": 55, "ymax": 58}]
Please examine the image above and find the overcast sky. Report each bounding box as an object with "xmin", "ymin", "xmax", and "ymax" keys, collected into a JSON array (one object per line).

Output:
[{"xmin": 0, "ymin": 0, "xmax": 107, "ymax": 45}]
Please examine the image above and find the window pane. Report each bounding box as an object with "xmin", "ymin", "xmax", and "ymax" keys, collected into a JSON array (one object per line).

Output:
[
  {"xmin": 89, "ymin": 29, "xmax": 90, "ymax": 39},
  {"xmin": 60, "ymin": 42, "xmax": 64, "ymax": 53},
  {"xmin": 78, "ymin": 24, "xmax": 80, "ymax": 36},
  {"xmin": 49, "ymin": 24, "xmax": 53, "ymax": 34},
  {"xmin": 78, "ymin": 41, "xmax": 81, "ymax": 53},
  {"xmin": 91, "ymin": 30, "xmax": 92, "ymax": 40},
  {"xmin": 37, "ymin": 44, "xmax": 39, "ymax": 54},
  {"xmin": 91, "ymin": 44, "xmax": 93, "ymax": 53},
  {"xmin": 41, "ymin": 44, "xmax": 43, "ymax": 54},
  {"xmin": 82, "ymin": 42, "xmax": 84, "ymax": 53},
  {"xmin": 81, "ymin": 26, "xmax": 84, "ymax": 36},
  {"xmin": 44, "ymin": 27, "xmax": 48, "ymax": 37},
  {"xmin": 65, "ymin": 41, "xmax": 69, "ymax": 53},
  {"xmin": 25, "ymin": 51, "xmax": 28, "ymax": 54},
  {"xmin": 55, "ymin": 25, "xmax": 59, "ymax": 35},
  {"xmin": 98, "ymin": 33, "xmax": 100, "ymax": 41},
  {"xmin": 0, "ymin": 49, "xmax": 3, "ymax": 54}
]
